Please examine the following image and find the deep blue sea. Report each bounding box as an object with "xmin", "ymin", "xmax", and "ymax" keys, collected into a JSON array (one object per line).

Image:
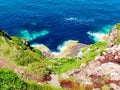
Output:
[{"xmin": 0, "ymin": 0, "xmax": 120, "ymax": 51}]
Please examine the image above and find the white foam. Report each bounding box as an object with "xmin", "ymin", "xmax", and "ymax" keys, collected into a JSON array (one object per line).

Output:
[
  {"xmin": 20, "ymin": 29, "xmax": 49, "ymax": 41},
  {"xmin": 52, "ymin": 40, "xmax": 75, "ymax": 55},
  {"xmin": 87, "ymin": 32, "xmax": 108, "ymax": 42},
  {"xmin": 31, "ymin": 43, "xmax": 44, "ymax": 47},
  {"xmin": 64, "ymin": 17, "xmax": 95, "ymax": 24},
  {"xmin": 87, "ymin": 25, "xmax": 114, "ymax": 42},
  {"xmin": 64, "ymin": 17, "xmax": 78, "ymax": 21}
]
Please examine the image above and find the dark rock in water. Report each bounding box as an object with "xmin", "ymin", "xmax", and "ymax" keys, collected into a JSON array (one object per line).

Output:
[{"xmin": 0, "ymin": 29, "xmax": 12, "ymax": 40}]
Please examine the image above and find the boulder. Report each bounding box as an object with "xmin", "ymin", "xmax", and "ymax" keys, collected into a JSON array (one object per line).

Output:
[{"xmin": 32, "ymin": 44, "xmax": 51, "ymax": 58}]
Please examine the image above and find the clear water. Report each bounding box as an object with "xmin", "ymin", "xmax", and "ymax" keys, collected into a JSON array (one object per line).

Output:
[{"xmin": 0, "ymin": 0, "xmax": 120, "ymax": 51}]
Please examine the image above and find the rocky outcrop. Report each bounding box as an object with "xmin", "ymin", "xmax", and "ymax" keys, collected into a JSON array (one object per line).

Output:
[
  {"xmin": 0, "ymin": 30, "xmax": 12, "ymax": 40},
  {"xmin": 66, "ymin": 24, "xmax": 120, "ymax": 89},
  {"xmin": 54, "ymin": 40, "xmax": 80, "ymax": 58},
  {"xmin": 67, "ymin": 43, "xmax": 88, "ymax": 57},
  {"xmin": 69, "ymin": 45, "xmax": 120, "ymax": 89},
  {"xmin": 32, "ymin": 44, "xmax": 51, "ymax": 58},
  {"xmin": 108, "ymin": 24, "xmax": 120, "ymax": 47},
  {"xmin": 34, "ymin": 41, "xmax": 88, "ymax": 58},
  {"xmin": 52, "ymin": 40, "xmax": 88, "ymax": 58}
]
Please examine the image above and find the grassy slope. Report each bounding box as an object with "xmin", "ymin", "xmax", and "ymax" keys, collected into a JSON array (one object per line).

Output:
[
  {"xmin": 0, "ymin": 68, "xmax": 62, "ymax": 90},
  {"xmin": 0, "ymin": 34, "xmax": 55, "ymax": 76},
  {"xmin": 115, "ymin": 23, "xmax": 120, "ymax": 44}
]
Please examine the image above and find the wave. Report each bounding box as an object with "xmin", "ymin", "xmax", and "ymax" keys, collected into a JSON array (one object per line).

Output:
[
  {"xmin": 87, "ymin": 31, "xmax": 108, "ymax": 42},
  {"xmin": 20, "ymin": 29, "xmax": 49, "ymax": 41},
  {"xmin": 64, "ymin": 17, "xmax": 95, "ymax": 24},
  {"xmin": 64, "ymin": 17, "xmax": 78, "ymax": 21},
  {"xmin": 52, "ymin": 40, "xmax": 78, "ymax": 55},
  {"xmin": 31, "ymin": 43, "xmax": 44, "ymax": 47},
  {"xmin": 87, "ymin": 25, "xmax": 114, "ymax": 42}
]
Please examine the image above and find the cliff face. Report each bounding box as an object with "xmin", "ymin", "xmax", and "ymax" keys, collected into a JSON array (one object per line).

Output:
[
  {"xmin": 108, "ymin": 24, "xmax": 120, "ymax": 47},
  {"xmin": 68, "ymin": 24, "xmax": 120, "ymax": 90}
]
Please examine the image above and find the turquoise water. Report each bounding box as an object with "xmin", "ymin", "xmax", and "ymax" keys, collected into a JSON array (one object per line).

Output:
[{"xmin": 0, "ymin": 0, "xmax": 120, "ymax": 51}]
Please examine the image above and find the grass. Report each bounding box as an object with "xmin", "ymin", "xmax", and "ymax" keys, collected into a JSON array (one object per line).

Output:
[
  {"xmin": 0, "ymin": 34, "xmax": 53, "ymax": 77},
  {"xmin": 0, "ymin": 68, "xmax": 63, "ymax": 90},
  {"xmin": 0, "ymin": 68, "xmax": 27, "ymax": 90},
  {"xmin": 82, "ymin": 41, "xmax": 107, "ymax": 59},
  {"xmin": 112, "ymin": 23, "xmax": 120, "ymax": 45},
  {"xmin": 116, "ymin": 23, "xmax": 120, "ymax": 30}
]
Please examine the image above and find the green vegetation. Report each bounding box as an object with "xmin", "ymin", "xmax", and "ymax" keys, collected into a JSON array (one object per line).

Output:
[
  {"xmin": 47, "ymin": 42, "xmax": 107, "ymax": 74},
  {"xmin": 0, "ymin": 30, "xmax": 108, "ymax": 75},
  {"xmin": 0, "ymin": 68, "xmax": 27, "ymax": 90},
  {"xmin": 114, "ymin": 23, "xmax": 120, "ymax": 44},
  {"xmin": 0, "ymin": 68, "xmax": 63, "ymax": 90},
  {"xmin": 82, "ymin": 41, "xmax": 107, "ymax": 60},
  {"xmin": 116, "ymin": 23, "xmax": 120, "ymax": 30},
  {"xmin": 0, "ymin": 33, "xmax": 53, "ymax": 76}
]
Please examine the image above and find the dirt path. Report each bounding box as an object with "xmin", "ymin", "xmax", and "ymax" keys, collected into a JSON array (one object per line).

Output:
[{"xmin": 0, "ymin": 56, "xmax": 42, "ymax": 83}]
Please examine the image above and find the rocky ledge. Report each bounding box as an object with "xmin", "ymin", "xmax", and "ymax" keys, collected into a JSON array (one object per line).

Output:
[
  {"xmin": 69, "ymin": 45, "xmax": 120, "ymax": 89},
  {"xmin": 32, "ymin": 40, "xmax": 88, "ymax": 58}
]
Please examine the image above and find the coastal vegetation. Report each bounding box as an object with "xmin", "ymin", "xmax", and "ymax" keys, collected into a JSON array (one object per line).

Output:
[
  {"xmin": 0, "ymin": 68, "xmax": 62, "ymax": 90},
  {"xmin": 1, "ymin": 23, "xmax": 120, "ymax": 89}
]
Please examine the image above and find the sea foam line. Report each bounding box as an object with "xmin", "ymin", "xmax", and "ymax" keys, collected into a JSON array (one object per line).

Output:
[
  {"xmin": 87, "ymin": 32, "xmax": 108, "ymax": 42},
  {"xmin": 52, "ymin": 40, "xmax": 77, "ymax": 55},
  {"xmin": 87, "ymin": 25, "xmax": 114, "ymax": 42}
]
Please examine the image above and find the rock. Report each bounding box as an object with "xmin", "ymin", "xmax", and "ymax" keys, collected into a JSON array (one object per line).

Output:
[
  {"xmin": 114, "ymin": 55, "xmax": 119, "ymax": 60},
  {"xmin": 47, "ymin": 74, "xmax": 60, "ymax": 87},
  {"xmin": 108, "ymin": 25, "xmax": 120, "ymax": 47},
  {"xmin": 110, "ymin": 83, "xmax": 120, "ymax": 90},
  {"xmin": 43, "ymin": 75, "xmax": 52, "ymax": 81},
  {"xmin": 100, "ymin": 56, "xmax": 106, "ymax": 61},
  {"xmin": 0, "ymin": 30, "xmax": 12, "ymax": 40},
  {"xmin": 61, "ymin": 73, "xmax": 69, "ymax": 79},
  {"xmin": 53, "ymin": 40, "xmax": 88, "ymax": 58},
  {"xmin": 58, "ymin": 40, "xmax": 80, "ymax": 58},
  {"xmin": 32, "ymin": 44, "xmax": 51, "ymax": 58},
  {"xmin": 69, "ymin": 43, "xmax": 120, "ymax": 88}
]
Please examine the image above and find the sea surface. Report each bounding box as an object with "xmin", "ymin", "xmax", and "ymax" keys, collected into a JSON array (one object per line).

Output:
[{"xmin": 0, "ymin": 0, "xmax": 120, "ymax": 51}]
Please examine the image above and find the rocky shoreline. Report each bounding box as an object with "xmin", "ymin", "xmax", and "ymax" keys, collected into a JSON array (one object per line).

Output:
[
  {"xmin": 32, "ymin": 40, "xmax": 88, "ymax": 58},
  {"xmin": 32, "ymin": 33, "xmax": 109, "ymax": 58}
]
